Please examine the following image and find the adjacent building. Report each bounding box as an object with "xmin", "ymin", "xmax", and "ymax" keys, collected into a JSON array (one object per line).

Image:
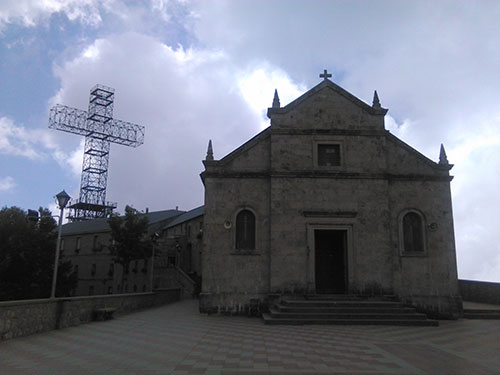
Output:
[
  {"xmin": 153, "ymin": 206, "xmax": 204, "ymax": 297},
  {"xmin": 61, "ymin": 209, "xmax": 183, "ymax": 296},
  {"xmin": 163, "ymin": 205, "xmax": 204, "ymax": 276}
]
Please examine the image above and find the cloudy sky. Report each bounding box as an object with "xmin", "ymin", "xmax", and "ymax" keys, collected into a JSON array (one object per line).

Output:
[{"xmin": 0, "ymin": 0, "xmax": 499, "ymax": 282}]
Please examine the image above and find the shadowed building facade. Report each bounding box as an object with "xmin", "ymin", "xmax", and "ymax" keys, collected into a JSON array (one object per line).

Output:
[
  {"xmin": 200, "ymin": 74, "xmax": 462, "ymax": 318},
  {"xmin": 61, "ymin": 209, "xmax": 183, "ymax": 296}
]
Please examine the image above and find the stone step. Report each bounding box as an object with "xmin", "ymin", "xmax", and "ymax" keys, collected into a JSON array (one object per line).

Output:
[
  {"xmin": 281, "ymin": 300, "xmax": 405, "ymax": 308},
  {"xmin": 262, "ymin": 313, "xmax": 439, "ymax": 326},
  {"xmin": 276, "ymin": 306, "xmax": 417, "ymax": 314},
  {"xmin": 265, "ymin": 294, "xmax": 438, "ymax": 326},
  {"xmin": 304, "ymin": 294, "xmax": 398, "ymax": 301},
  {"xmin": 464, "ymin": 308, "xmax": 500, "ymax": 313},
  {"xmin": 463, "ymin": 310, "xmax": 500, "ymax": 319},
  {"xmin": 269, "ymin": 308, "xmax": 429, "ymax": 320}
]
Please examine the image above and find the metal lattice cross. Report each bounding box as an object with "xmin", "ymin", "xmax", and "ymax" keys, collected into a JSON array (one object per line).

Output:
[{"xmin": 49, "ymin": 84, "xmax": 145, "ymax": 221}]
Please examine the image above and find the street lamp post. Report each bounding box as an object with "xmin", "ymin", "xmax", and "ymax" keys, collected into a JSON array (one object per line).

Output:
[
  {"xmin": 150, "ymin": 232, "xmax": 160, "ymax": 292},
  {"xmin": 150, "ymin": 244, "xmax": 155, "ymax": 292},
  {"xmin": 50, "ymin": 190, "xmax": 71, "ymax": 299}
]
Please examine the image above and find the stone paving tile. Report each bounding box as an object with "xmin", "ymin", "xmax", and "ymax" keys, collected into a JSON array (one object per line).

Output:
[{"xmin": 1, "ymin": 299, "xmax": 500, "ymax": 375}]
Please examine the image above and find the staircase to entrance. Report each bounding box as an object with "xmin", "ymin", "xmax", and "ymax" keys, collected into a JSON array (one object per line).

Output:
[{"xmin": 263, "ymin": 295, "xmax": 439, "ymax": 326}]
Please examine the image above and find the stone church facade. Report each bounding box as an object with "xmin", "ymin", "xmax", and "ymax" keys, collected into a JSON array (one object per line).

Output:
[{"xmin": 200, "ymin": 74, "xmax": 462, "ymax": 318}]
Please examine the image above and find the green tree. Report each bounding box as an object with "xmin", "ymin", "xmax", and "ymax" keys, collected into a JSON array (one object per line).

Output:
[
  {"xmin": 108, "ymin": 206, "xmax": 153, "ymax": 290},
  {"xmin": 0, "ymin": 206, "xmax": 77, "ymax": 301}
]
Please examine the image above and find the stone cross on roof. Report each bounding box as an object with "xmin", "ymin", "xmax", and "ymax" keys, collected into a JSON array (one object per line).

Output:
[{"xmin": 320, "ymin": 69, "xmax": 332, "ymax": 80}]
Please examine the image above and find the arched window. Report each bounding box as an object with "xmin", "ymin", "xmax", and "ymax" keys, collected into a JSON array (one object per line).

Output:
[
  {"xmin": 402, "ymin": 212, "xmax": 424, "ymax": 253},
  {"xmin": 235, "ymin": 209, "xmax": 256, "ymax": 250}
]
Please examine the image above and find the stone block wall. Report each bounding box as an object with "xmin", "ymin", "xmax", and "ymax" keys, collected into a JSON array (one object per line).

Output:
[{"xmin": 0, "ymin": 288, "xmax": 180, "ymax": 341}]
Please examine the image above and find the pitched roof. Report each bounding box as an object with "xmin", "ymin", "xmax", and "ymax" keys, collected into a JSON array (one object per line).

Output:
[
  {"xmin": 165, "ymin": 205, "xmax": 204, "ymax": 229},
  {"xmin": 217, "ymin": 127, "xmax": 270, "ymax": 165},
  {"xmin": 61, "ymin": 209, "xmax": 184, "ymax": 236},
  {"xmin": 267, "ymin": 79, "xmax": 388, "ymax": 117}
]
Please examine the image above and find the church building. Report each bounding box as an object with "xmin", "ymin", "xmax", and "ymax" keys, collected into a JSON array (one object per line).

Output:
[{"xmin": 200, "ymin": 72, "xmax": 462, "ymax": 318}]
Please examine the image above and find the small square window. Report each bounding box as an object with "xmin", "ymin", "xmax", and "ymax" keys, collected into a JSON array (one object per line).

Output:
[{"xmin": 317, "ymin": 144, "xmax": 341, "ymax": 167}]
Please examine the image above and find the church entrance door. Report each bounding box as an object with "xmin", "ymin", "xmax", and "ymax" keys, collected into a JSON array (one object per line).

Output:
[{"xmin": 314, "ymin": 230, "xmax": 347, "ymax": 294}]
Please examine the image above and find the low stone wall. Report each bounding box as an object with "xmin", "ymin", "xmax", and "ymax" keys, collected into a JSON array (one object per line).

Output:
[
  {"xmin": 459, "ymin": 279, "xmax": 500, "ymax": 305},
  {"xmin": 0, "ymin": 288, "xmax": 180, "ymax": 341}
]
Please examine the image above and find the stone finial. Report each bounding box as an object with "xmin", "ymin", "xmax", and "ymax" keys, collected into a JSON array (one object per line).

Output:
[
  {"xmin": 272, "ymin": 89, "xmax": 280, "ymax": 108},
  {"xmin": 439, "ymin": 144, "xmax": 449, "ymax": 165},
  {"xmin": 206, "ymin": 139, "xmax": 214, "ymax": 161},
  {"xmin": 372, "ymin": 90, "xmax": 381, "ymax": 108}
]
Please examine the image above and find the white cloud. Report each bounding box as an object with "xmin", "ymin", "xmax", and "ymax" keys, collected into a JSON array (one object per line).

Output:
[
  {"xmin": 0, "ymin": 0, "xmax": 103, "ymax": 29},
  {"xmin": 0, "ymin": 176, "xmax": 16, "ymax": 192},
  {"xmin": 237, "ymin": 65, "xmax": 306, "ymax": 129},
  {"xmin": 474, "ymin": 252, "xmax": 500, "ymax": 283},
  {"xmin": 151, "ymin": 0, "xmax": 171, "ymax": 22},
  {"xmin": 384, "ymin": 115, "xmax": 416, "ymax": 147},
  {"xmin": 82, "ymin": 44, "xmax": 100, "ymax": 60},
  {"xmin": 0, "ymin": 116, "xmax": 44, "ymax": 159},
  {"xmin": 0, "ymin": 0, "xmax": 195, "ymax": 46},
  {"xmin": 448, "ymin": 118, "xmax": 500, "ymax": 196},
  {"xmin": 50, "ymin": 32, "xmax": 290, "ymax": 212},
  {"xmin": 449, "ymin": 126, "xmax": 500, "ymax": 281},
  {"xmin": 51, "ymin": 139, "xmax": 83, "ymax": 176},
  {"xmin": 192, "ymin": 1, "xmax": 500, "ymax": 152},
  {"xmin": 0, "ymin": 116, "xmax": 85, "ymax": 177}
]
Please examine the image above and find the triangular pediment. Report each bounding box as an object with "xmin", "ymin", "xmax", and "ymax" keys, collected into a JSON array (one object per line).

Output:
[{"xmin": 268, "ymin": 79, "xmax": 388, "ymax": 118}]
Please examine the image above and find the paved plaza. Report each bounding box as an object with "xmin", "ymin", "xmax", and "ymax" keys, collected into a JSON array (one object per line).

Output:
[{"xmin": 1, "ymin": 299, "xmax": 499, "ymax": 375}]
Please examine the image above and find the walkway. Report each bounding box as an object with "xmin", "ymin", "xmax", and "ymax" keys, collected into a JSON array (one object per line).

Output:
[{"xmin": 1, "ymin": 299, "xmax": 499, "ymax": 374}]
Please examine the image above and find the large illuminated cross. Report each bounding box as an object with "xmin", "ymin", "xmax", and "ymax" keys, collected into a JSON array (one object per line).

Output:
[{"xmin": 49, "ymin": 84, "xmax": 145, "ymax": 221}]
